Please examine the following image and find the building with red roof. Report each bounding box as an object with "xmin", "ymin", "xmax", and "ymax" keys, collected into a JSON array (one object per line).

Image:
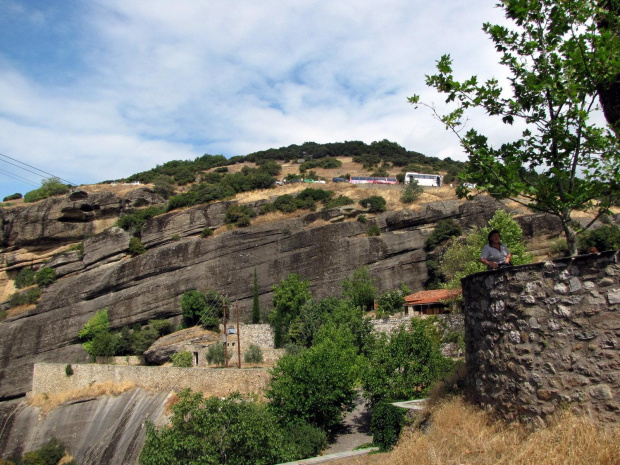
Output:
[{"xmin": 404, "ymin": 289, "xmax": 462, "ymax": 316}]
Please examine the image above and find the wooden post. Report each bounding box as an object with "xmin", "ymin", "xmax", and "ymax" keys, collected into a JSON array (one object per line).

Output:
[{"xmin": 236, "ymin": 302, "xmax": 241, "ymax": 368}]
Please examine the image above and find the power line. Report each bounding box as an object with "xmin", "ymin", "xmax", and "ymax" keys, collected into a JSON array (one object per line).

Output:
[
  {"xmin": 0, "ymin": 169, "xmax": 39, "ymax": 188},
  {"xmin": 0, "ymin": 152, "xmax": 76, "ymax": 186}
]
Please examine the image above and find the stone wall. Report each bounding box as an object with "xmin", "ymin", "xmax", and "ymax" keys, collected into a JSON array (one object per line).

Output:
[
  {"xmin": 32, "ymin": 363, "xmax": 271, "ymax": 398},
  {"xmin": 462, "ymin": 250, "xmax": 620, "ymax": 426}
]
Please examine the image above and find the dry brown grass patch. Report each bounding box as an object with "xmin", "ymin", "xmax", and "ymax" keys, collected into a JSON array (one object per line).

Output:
[
  {"xmin": 28, "ymin": 381, "xmax": 136, "ymax": 415},
  {"xmin": 386, "ymin": 396, "xmax": 620, "ymax": 465}
]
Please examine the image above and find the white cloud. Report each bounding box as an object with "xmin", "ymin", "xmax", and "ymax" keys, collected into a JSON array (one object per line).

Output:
[{"xmin": 0, "ymin": 0, "xmax": 518, "ymax": 197}]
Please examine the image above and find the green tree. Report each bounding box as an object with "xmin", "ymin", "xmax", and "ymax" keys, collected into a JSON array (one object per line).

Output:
[
  {"xmin": 180, "ymin": 289, "xmax": 223, "ymax": 330},
  {"xmin": 424, "ymin": 219, "xmax": 462, "ymax": 251},
  {"xmin": 401, "ymin": 180, "xmax": 424, "ymax": 203},
  {"xmin": 578, "ymin": 224, "xmax": 620, "ymax": 252},
  {"xmin": 341, "ymin": 267, "xmax": 376, "ymax": 311},
  {"xmin": 362, "ymin": 318, "xmax": 453, "ymax": 407},
  {"xmin": 78, "ymin": 309, "xmax": 115, "ymax": 358},
  {"xmin": 140, "ymin": 390, "xmax": 323, "ymax": 465},
  {"xmin": 252, "ymin": 267, "xmax": 260, "ymax": 323},
  {"xmin": 244, "ymin": 344, "xmax": 264, "ymax": 364},
  {"xmin": 206, "ymin": 343, "xmax": 231, "ymax": 366},
  {"xmin": 440, "ymin": 209, "xmax": 533, "ymax": 288},
  {"xmin": 152, "ymin": 174, "xmax": 176, "ymax": 199},
  {"xmin": 269, "ymin": 274, "xmax": 311, "ymax": 348},
  {"xmin": 23, "ymin": 177, "xmax": 70, "ymax": 203},
  {"xmin": 266, "ymin": 327, "xmax": 359, "ymax": 435},
  {"xmin": 376, "ymin": 289, "xmax": 406, "ymax": 318},
  {"xmin": 410, "ymin": 0, "xmax": 620, "ymax": 256}
]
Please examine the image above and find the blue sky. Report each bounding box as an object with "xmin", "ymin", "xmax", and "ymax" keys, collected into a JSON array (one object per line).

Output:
[{"xmin": 0, "ymin": 0, "xmax": 512, "ymax": 198}]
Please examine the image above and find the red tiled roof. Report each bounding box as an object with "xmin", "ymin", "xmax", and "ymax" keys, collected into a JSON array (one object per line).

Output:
[{"xmin": 404, "ymin": 289, "xmax": 462, "ymax": 305}]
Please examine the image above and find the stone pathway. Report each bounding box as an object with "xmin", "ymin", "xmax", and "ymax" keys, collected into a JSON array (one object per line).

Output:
[{"xmin": 325, "ymin": 394, "xmax": 373, "ymax": 454}]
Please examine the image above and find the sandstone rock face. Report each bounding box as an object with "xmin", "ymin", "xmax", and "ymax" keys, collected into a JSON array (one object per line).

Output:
[
  {"xmin": 0, "ymin": 389, "xmax": 169, "ymax": 464},
  {"xmin": 143, "ymin": 327, "xmax": 220, "ymax": 365},
  {"xmin": 0, "ymin": 188, "xmax": 164, "ymax": 249},
  {"xmin": 0, "ymin": 196, "xmax": 564, "ymax": 399}
]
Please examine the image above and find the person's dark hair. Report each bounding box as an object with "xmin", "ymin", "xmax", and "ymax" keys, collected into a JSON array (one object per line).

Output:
[{"xmin": 488, "ymin": 229, "xmax": 501, "ymax": 243}]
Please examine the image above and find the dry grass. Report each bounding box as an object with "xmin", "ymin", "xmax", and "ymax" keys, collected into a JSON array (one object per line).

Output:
[
  {"xmin": 374, "ymin": 397, "xmax": 620, "ymax": 465},
  {"xmin": 28, "ymin": 381, "xmax": 136, "ymax": 415}
]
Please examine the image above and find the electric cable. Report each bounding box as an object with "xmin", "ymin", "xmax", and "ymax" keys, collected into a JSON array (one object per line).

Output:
[
  {"xmin": 0, "ymin": 168, "xmax": 39, "ymax": 187},
  {"xmin": 0, "ymin": 152, "xmax": 76, "ymax": 185}
]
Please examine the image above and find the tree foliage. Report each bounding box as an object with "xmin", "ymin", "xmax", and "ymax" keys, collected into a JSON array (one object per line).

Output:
[
  {"xmin": 410, "ymin": 0, "xmax": 620, "ymax": 255},
  {"xmin": 341, "ymin": 267, "xmax": 377, "ymax": 311},
  {"xmin": 14, "ymin": 267, "xmax": 36, "ymax": 289},
  {"xmin": 140, "ymin": 390, "xmax": 325, "ymax": 465},
  {"xmin": 35, "ymin": 267, "xmax": 56, "ymax": 287},
  {"xmin": 23, "ymin": 177, "xmax": 70, "ymax": 203},
  {"xmin": 206, "ymin": 343, "xmax": 231, "ymax": 366},
  {"xmin": 359, "ymin": 195, "xmax": 387, "ymax": 213},
  {"xmin": 180, "ymin": 289, "xmax": 224, "ymax": 330},
  {"xmin": 269, "ymin": 274, "xmax": 311, "ymax": 348},
  {"xmin": 401, "ymin": 180, "xmax": 424, "ymax": 204},
  {"xmin": 361, "ymin": 318, "xmax": 453, "ymax": 407},
  {"xmin": 266, "ymin": 327, "xmax": 359, "ymax": 435},
  {"xmin": 440, "ymin": 209, "xmax": 533, "ymax": 288},
  {"xmin": 78, "ymin": 309, "xmax": 113, "ymax": 358}
]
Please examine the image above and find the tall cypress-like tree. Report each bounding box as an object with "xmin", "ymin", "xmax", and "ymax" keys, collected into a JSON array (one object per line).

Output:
[{"xmin": 252, "ymin": 267, "xmax": 260, "ymax": 323}]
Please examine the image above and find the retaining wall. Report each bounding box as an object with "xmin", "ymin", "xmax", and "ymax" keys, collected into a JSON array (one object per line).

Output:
[
  {"xmin": 33, "ymin": 363, "xmax": 271, "ymax": 397},
  {"xmin": 462, "ymin": 250, "xmax": 620, "ymax": 426}
]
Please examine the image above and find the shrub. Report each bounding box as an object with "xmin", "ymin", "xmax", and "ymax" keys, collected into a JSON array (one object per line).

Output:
[
  {"xmin": 78, "ymin": 308, "xmax": 116, "ymax": 358},
  {"xmin": 357, "ymin": 214, "xmax": 367, "ymax": 223},
  {"xmin": 424, "ymin": 219, "xmax": 462, "ymax": 251},
  {"xmin": 201, "ymin": 227, "xmax": 214, "ymax": 237},
  {"xmin": 296, "ymin": 188, "xmax": 334, "ymax": 203},
  {"xmin": 131, "ymin": 326, "xmax": 159, "ymax": 354},
  {"xmin": 65, "ymin": 364, "xmax": 74, "ymax": 376},
  {"xmin": 370, "ymin": 401, "xmax": 407, "ymax": 451},
  {"xmin": 23, "ymin": 177, "xmax": 70, "ymax": 203},
  {"xmin": 377, "ymin": 289, "xmax": 405, "ymax": 317},
  {"xmin": 21, "ymin": 437, "xmax": 65, "ymax": 465},
  {"xmin": 14, "ymin": 267, "xmax": 36, "ymax": 289},
  {"xmin": 149, "ymin": 319, "xmax": 172, "ymax": 336},
  {"xmin": 366, "ymin": 225, "xmax": 381, "ymax": 236},
  {"xmin": 117, "ymin": 206, "xmax": 167, "ymax": 234},
  {"xmin": 35, "ymin": 267, "xmax": 56, "ymax": 287},
  {"xmin": 324, "ymin": 195, "xmax": 354, "ymax": 210},
  {"xmin": 359, "ymin": 195, "xmax": 386, "ymax": 212},
  {"xmin": 225, "ymin": 204, "xmax": 257, "ymax": 227},
  {"xmin": 258, "ymin": 202, "xmax": 277, "ymax": 215},
  {"xmin": 8, "ymin": 287, "xmax": 41, "ymax": 308},
  {"xmin": 577, "ymin": 224, "xmax": 620, "ymax": 253},
  {"xmin": 214, "ymin": 166, "xmax": 228, "ymax": 173},
  {"xmin": 152, "ymin": 174, "xmax": 176, "ymax": 199},
  {"xmin": 401, "ymin": 180, "xmax": 424, "ymax": 203},
  {"xmin": 273, "ymin": 194, "xmax": 298, "ymax": 213},
  {"xmin": 3, "ymin": 193, "xmax": 22, "ymax": 201},
  {"xmin": 206, "ymin": 343, "xmax": 231, "ymax": 366},
  {"xmin": 128, "ymin": 237, "xmax": 146, "ymax": 256},
  {"xmin": 244, "ymin": 344, "xmax": 264, "ymax": 364},
  {"xmin": 171, "ymin": 351, "xmax": 193, "ymax": 367}
]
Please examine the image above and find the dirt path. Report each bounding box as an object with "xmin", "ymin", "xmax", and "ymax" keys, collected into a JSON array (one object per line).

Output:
[{"xmin": 325, "ymin": 394, "xmax": 373, "ymax": 455}]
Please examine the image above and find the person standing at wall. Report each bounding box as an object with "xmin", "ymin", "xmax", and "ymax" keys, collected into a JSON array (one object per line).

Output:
[{"xmin": 480, "ymin": 229, "xmax": 512, "ymax": 270}]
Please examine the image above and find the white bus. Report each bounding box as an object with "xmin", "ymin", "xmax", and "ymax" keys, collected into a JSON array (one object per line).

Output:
[{"xmin": 404, "ymin": 172, "xmax": 443, "ymax": 187}]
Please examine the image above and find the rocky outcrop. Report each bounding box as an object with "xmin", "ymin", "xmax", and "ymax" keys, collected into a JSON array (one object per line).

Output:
[
  {"xmin": 0, "ymin": 389, "xmax": 170, "ymax": 464},
  {"xmin": 0, "ymin": 187, "xmax": 164, "ymax": 250},
  {"xmin": 143, "ymin": 327, "xmax": 220, "ymax": 365}
]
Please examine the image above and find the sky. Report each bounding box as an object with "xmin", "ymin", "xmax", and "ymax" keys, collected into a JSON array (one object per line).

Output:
[{"xmin": 0, "ymin": 0, "xmax": 514, "ymax": 199}]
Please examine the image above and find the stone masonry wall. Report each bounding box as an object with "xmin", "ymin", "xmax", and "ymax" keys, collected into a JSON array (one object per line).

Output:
[
  {"xmin": 462, "ymin": 250, "xmax": 620, "ymax": 426},
  {"xmin": 32, "ymin": 363, "xmax": 271, "ymax": 398}
]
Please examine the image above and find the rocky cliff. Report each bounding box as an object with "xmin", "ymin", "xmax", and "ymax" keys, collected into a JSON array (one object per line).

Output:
[{"xmin": 0, "ymin": 187, "xmax": 565, "ymax": 401}]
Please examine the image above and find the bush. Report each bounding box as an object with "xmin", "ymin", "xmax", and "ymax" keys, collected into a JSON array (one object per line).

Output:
[
  {"xmin": 370, "ymin": 401, "xmax": 407, "ymax": 451},
  {"xmin": 425, "ymin": 219, "xmax": 462, "ymax": 251},
  {"xmin": 23, "ymin": 177, "xmax": 70, "ymax": 203},
  {"xmin": 244, "ymin": 344, "xmax": 264, "ymax": 364},
  {"xmin": 171, "ymin": 351, "xmax": 193, "ymax": 367},
  {"xmin": 357, "ymin": 214, "xmax": 367, "ymax": 223},
  {"xmin": 273, "ymin": 194, "xmax": 298, "ymax": 213},
  {"xmin": 377, "ymin": 289, "xmax": 405, "ymax": 317},
  {"xmin": 149, "ymin": 319, "xmax": 172, "ymax": 336},
  {"xmin": 296, "ymin": 188, "xmax": 334, "ymax": 203},
  {"xmin": 152, "ymin": 174, "xmax": 176, "ymax": 199},
  {"xmin": 225, "ymin": 204, "xmax": 257, "ymax": 226},
  {"xmin": 21, "ymin": 437, "xmax": 65, "ymax": 465},
  {"xmin": 35, "ymin": 267, "xmax": 56, "ymax": 287},
  {"xmin": 201, "ymin": 227, "xmax": 214, "ymax": 237},
  {"xmin": 206, "ymin": 343, "xmax": 231, "ymax": 366},
  {"xmin": 324, "ymin": 195, "xmax": 354, "ymax": 210},
  {"xmin": 366, "ymin": 225, "xmax": 381, "ymax": 236},
  {"xmin": 131, "ymin": 326, "xmax": 159, "ymax": 354},
  {"xmin": 14, "ymin": 267, "xmax": 36, "ymax": 289},
  {"xmin": 128, "ymin": 237, "xmax": 146, "ymax": 256},
  {"xmin": 359, "ymin": 195, "xmax": 386, "ymax": 212},
  {"xmin": 117, "ymin": 206, "xmax": 167, "ymax": 234},
  {"xmin": 8, "ymin": 287, "xmax": 41, "ymax": 308},
  {"xmin": 258, "ymin": 202, "xmax": 277, "ymax": 215},
  {"xmin": 65, "ymin": 364, "xmax": 74, "ymax": 376},
  {"xmin": 3, "ymin": 193, "xmax": 22, "ymax": 201},
  {"xmin": 401, "ymin": 180, "xmax": 424, "ymax": 203},
  {"xmin": 578, "ymin": 224, "xmax": 620, "ymax": 253}
]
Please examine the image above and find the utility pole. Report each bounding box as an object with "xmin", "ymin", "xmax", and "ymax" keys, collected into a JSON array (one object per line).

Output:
[
  {"xmin": 223, "ymin": 298, "xmax": 228, "ymax": 368},
  {"xmin": 236, "ymin": 302, "xmax": 241, "ymax": 368}
]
